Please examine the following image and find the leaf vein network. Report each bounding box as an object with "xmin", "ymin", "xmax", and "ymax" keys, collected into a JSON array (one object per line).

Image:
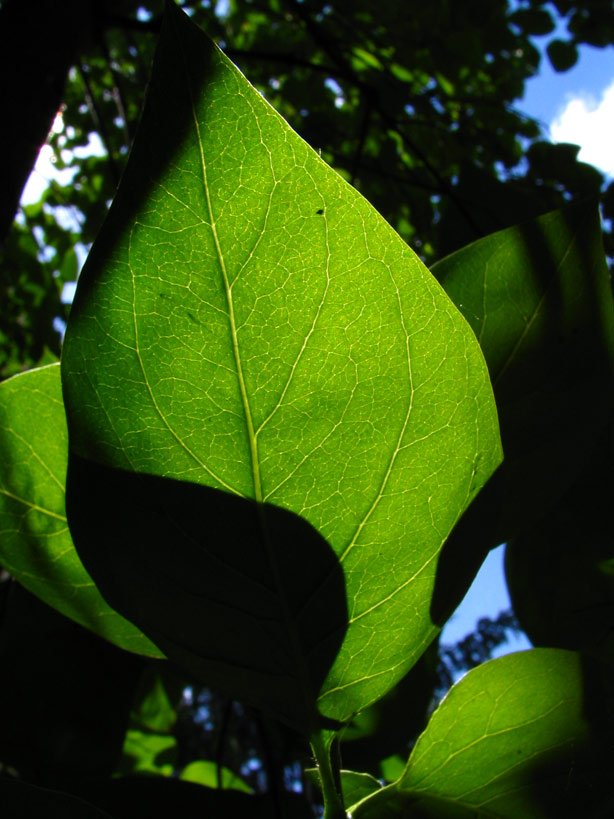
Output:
[{"xmin": 339, "ymin": 264, "xmax": 415, "ymax": 564}]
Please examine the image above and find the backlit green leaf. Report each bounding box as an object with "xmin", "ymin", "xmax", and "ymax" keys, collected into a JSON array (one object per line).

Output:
[
  {"xmin": 61, "ymin": 2, "xmax": 500, "ymax": 735},
  {"xmin": 119, "ymin": 665, "xmax": 184, "ymax": 777},
  {"xmin": 180, "ymin": 760, "xmax": 253, "ymax": 793},
  {"xmin": 306, "ymin": 767, "xmax": 382, "ymax": 811},
  {"xmin": 353, "ymin": 650, "xmax": 613, "ymax": 818},
  {"xmin": 0, "ymin": 363, "xmax": 162, "ymax": 658}
]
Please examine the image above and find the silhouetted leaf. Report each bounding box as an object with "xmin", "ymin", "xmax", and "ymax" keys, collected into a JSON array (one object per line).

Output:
[
  {"xmin": 71, "ymin": 775, "xmax": 313, "ymax": 819},
  {"xmin": 431, "ymin": 202, "xmax": 614, "ymax": 620},
  {"xmin": 506, "ymin": 437, "xmax": 614, "ymax": 660},
  {"xmin": 0, "ymin": 583, "xmax": 144, "ymax": 788},
  {"xmin": 546, "ymin": 39, "xmax": 578, "ymax": 71},
  {"xmin": 509, "ymin": 9, "xmax": 555, "ymax": 35},
  {"xmin": 305, "ymin": 767, "xmax": 381, "ymax": 812}
]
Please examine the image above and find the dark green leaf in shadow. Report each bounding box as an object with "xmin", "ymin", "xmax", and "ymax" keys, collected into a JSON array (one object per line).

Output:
[
  {"xmin": 61, "ymin": 1, "xmax": 500, "ymax": 733},
  {"xmin": 431, "ymin": 202, "xmax": 614, "ymax": 622},
  {"xmin": 509, "ymin": 9, "xmax": 555, "ymax": 36},
  {"xmin": 0, "ymin": 583, "xmax": 144, "ymax": 787},
  {"xmin": 546, "ymin": 39, "xmax": 579, "ymax": 72},
  {"xmin": 506, "ymin": 435, "xmax": 614, "ymax": 661},
  {"xmin": 353, "ymin": 649, "xmax": 614, "ymax": 818},
  {"xmin": 0, "ymin": 364, "xmax": 163, "ymax": 658},
  {"xmin": 70, "ymin": 775, "xmax": 313, "ymax": 819},
  {"xmin": 0, "ymin": 778, "xmax": 115, "ymax": 819},
  {"xmin": 66, "ymin": 453, "xmax": 348, "ymax": 736}
]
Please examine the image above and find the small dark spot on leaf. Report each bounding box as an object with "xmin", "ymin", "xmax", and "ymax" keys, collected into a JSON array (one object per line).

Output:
[{"xmin": 316, "ymin": 208, "xmax": 324, "ymax": 215}]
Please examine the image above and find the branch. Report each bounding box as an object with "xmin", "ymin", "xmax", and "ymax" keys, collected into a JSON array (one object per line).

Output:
[
  {"xmin": 280, "ymin": 0, "xmax": 484, "ymax": 238},
  {"xmin": 78, "ymin": 65, "xmax": 121, "ymax": 186}
]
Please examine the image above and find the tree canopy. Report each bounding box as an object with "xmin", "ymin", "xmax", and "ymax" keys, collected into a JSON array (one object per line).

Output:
[{"xmin": 1, "ymin": 0, "xmax": 612, "ymax": 379}]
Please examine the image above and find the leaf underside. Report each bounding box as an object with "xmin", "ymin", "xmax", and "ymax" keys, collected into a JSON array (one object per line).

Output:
[
  {"xmin": 354, "ymin": 649, "xmax": 613, "ymax": 818},
  {"xmin": 61, "ymin": 2, "xmax": 500, "ymax": 734}
]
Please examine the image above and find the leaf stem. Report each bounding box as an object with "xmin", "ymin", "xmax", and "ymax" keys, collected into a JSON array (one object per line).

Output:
[{"xmin": 310, "ymin": 730, "xmax": 347, "ymax": 819}]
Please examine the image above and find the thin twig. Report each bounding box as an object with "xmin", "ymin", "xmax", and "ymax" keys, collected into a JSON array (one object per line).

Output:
[
  {"xmin": 281, "ymin": 0, "xmax": 484, "ymax": 238},
  {"xmin": 78, "ymin": 64, "xmax": 121, "ymax": 186},
  {"xmin": 98, "ymin": 29, "xmax": 133, "ymax": 145}
]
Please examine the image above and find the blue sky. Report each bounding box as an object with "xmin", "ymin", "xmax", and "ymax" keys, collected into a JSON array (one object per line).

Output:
[
  {"xmin": 442, "ymin": 42, "xmax": 614, "ymax": 649},
  {"xmin": 524, "ymin": 42, "xmax": 614, "ymax": 176}
]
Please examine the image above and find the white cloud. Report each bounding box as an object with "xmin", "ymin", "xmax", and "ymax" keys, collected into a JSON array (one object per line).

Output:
[
  {"xmin": 20, "ymin": 112, "xmax": 105, "ymax": 208},
  {"xmin": 550, "ymin": 80, "xmax": 614, "ymax": 177},
  {"xmin": 20, "ymin": 143, "xmax": 75, "ymax": 206}
]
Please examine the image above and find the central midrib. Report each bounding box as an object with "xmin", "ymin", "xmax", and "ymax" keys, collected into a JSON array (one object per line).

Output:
[
  {"xmin": 190, "ymin": 115, "xmax": 263, "ymax": 504},
  {"xmin": 182, "ymin": 56, "xmax": 317, "ymax": 724}
]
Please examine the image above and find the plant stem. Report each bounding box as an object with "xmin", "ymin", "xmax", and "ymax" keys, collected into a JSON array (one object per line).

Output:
[{"xmin": 310, "ymin": 729, "xmax": 347, "ymax": 819}]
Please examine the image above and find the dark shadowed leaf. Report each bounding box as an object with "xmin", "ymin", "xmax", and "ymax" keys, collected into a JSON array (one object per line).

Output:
[
  {"xmin": 70, "ymin": 775, "xmax": 313, "ymax": 819},
  {"xmin": 0, "ymin": 583, "xmax": 144, "ymax": 785},
  {"xmin": 546, "ymin": 39, "xmax": 579, "ymax": 72},
  {"xmin": 506, "ymin": 435, "xmax": 614, "ymax": 660},
  {"xmin": 431, "ymin": 202, "xmax": 614, "ymax": 621},
  {"xmin": 61, "ymin": 2, "xmax": 500, "ymax": 735},
  {"xmin": 0, "ymin": 778, "xmax": 115, "ymax": 819},
  {"xmin": 0, "ymin": 364, "xmax": 162, "ymax": 657}
]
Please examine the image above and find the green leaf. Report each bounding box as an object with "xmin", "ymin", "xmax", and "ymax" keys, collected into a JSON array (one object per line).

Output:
[
  {"xmin": 119, "ymin": 666, "xmax": 185, "ymax": 777},
  {"xmin": 546, "ymin": 39, "xmax": 579, "ymax": 72},
  {"xmin": 431, "ymin": 202, "xmax": 614, "ymax": 619},
  {"xmin": 0, "ymin": 583, "xmax": 145, "ymax": 783},
  {"xmin": 0, "ymin": 364, "xmax": 163, "ymax": 658},
  {"xmin": 305, "ymin": 768, "xmax": 381, "ymax": 812},
  {"xmin": 180, "ymin": 760, "xmax": 253, "ymax": 793},
  {"xmin": 379, "ymin": 754, "xmax": 405, "ymax": 782},
  {"xmin": 340, "ymin": 770, "xmax": 382, "ymax": 811},
  {"xmin": 72, "ymin": 776, "xmax": 314, "ymax": 819},
  {"xmin": 340, "ymin": 642, "xmax": 439, "ymax": 777},
  {"xmin": 120, "ymin": 730, "xmax": 177, "ymax": 777},
  {"xmin": 508, "ymin": 9, "xmax": 555, "ymax": 36},
  {"xmin": 61, "ymin": 2, "xmax": 500, "ymax": 735},
  {"xmin": 353, "ymin": 649, "xmax": 614, "ymax": 818}
]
